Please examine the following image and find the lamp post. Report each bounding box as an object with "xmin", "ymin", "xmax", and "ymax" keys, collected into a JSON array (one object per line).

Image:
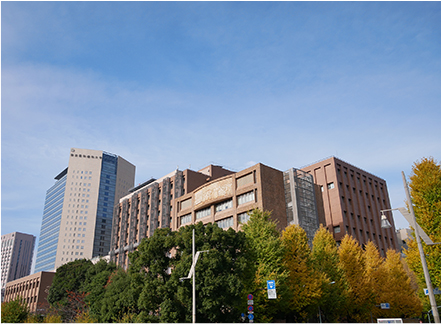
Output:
[
  {"xmin": 379, "ymin": 171, "xmax": 440, "ymax": 323},
  {"xmin": 179, "ymin": 228, "xmax": 209, "ymax": 324}
]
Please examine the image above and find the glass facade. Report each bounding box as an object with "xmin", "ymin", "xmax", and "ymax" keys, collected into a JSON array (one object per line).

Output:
[
  {"xmin": 93, "ymin": 152, "xmax": 118, "ymax": 257},
  {"xmin": 34, "ymin": 174, "xmax": 66, "ymax": 273}
]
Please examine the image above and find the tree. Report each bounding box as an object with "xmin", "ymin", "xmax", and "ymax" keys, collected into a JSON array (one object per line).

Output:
[
  {"xmin": 379, "ymin": 249, "xmax": 423, "ymax": 319},
  {"xmin": 241, "ymin": 209, "xmax": 288, "ymax": 323},
  {"xmin": 81, "ymin": 259, "xmax": 117, "ymax": 321},
  {"xmin": 405, "ymin": 157, "xmax": 441, "ymax": 313},
  {"xmin": 338, "ymin": 235, "xmax": 373, "ymax": 322},
  {"xmin": 47, "ymin": 259, "xmax": 94, "ymax": 307},
  {"xmin": 311, "ymin": 225, "xmax": 347, "ymax": 322},
  {"xmin": 1, "ymin": 296, "xmax": 29, "ymax": 323},
  {"xmin": 282, "ymin": 224, "xmax": 322, "ymax": 322}
]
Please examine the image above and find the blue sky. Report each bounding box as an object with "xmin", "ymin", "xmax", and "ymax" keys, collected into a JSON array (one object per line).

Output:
[{"xmin": 2, "ymin": 2, "xmax": 441, "ymax": 243}]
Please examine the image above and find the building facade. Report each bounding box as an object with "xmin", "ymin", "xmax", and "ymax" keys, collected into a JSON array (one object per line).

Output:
[
  {"xmin": 110, "ymin": 163, "xmax": 288, "ymax": 268},
  {"xmin": 3, "ymin": 271, "xmax": 55, "ymax": 313},
  {"xmin": 1, "ymin": 232, "xmax": 36, "ymax": 300},
  {"xmin": 301, "ymin": 156, "xmax": 398, "ymax": 254},
  {"xmin": 283, "ymin": 168, "xmax": 319, "ymax": 244},
  {"xmin": 34, "ymin": 148, "xmax": 135, "ymax": 273}
]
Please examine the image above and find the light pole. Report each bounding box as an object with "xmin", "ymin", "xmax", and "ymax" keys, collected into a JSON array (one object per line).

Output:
[
  {"xmin": 379, "ymin": 171, "xmax": 440, "ymax": 323},
  {"xmin": 179, "ymin": 228, "xmax": 209, "ymax": 324}
]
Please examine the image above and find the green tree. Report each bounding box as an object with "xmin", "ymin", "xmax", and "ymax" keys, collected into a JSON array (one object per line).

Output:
[
  {"xmin": 47, "ymin": 259, "xmax": 94, "ymax": 307},
  {"xmin": 311, "ymin": 225, "xmax": 347, "ymax": 322},
  {"xmin": 81, "ymin": 259, "xmax": 117, "ymax": 321},
  {"xmin": 98, "ymin": 268, "xmax": 142, "ymax": 322},
  {"xmin": 241, "ymin": 209, "xmax": 288, "ymax": 323},
  {"xmin": 405, "ymin": 157, "xmax": 441, "ymax": 313},
  {"xmin": 338, "ymin": 235, "xmax": 373, "ymax": 322},
  {"xmin": 1, "ymin": 296, "xmax": 29, "ymax": 323},
  {"xmin": 282, "ymin": 224, "xmax": 322, "ymax": 322}
]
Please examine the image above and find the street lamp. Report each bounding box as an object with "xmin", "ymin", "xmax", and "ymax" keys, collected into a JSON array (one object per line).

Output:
[
  {"xmin": 179, "ymin": 228, "xmax": 209, "ymax": 324},
  {"xmin": 380, "ymin": 171, "xmax": 440, "ymax": 323}
]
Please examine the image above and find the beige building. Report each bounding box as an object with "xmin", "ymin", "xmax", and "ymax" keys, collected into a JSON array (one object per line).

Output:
[
  {"xmin": 1, "ymin": 232, "xmax": 36, "ymax": 300},
  {"xmin": 3, "ymin": 271, "xmax": 55, "ymax": 313},
  {"xmin": 110, "ymin": 163, "xmax": 287, "ymax": 268},
  {"xmin": 301, "ymin": 156, "xmax": 398, "ymax": 254},
  {"xmin": 35, "ymin": 148, "xmax": 135, "ymax": 273}
]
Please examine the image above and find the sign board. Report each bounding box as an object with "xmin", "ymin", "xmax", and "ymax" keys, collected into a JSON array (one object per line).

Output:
[
  {"xmin": 380, "ymin": 303, "xmax": 390, "ymax": 309},
  {"xmin": 248, "ymin": 305, "xmax": 254, "ymax": 312},
  {"xmin": 267, "ymin": 280, "xmax": 277, "ymax": 299},
  {"xmin": 424, "ymin": 287, "xmax": 441, "ymax": 295},
  {"xmin": 248, "ymin": 294, "xmax": 253, "ymax": 300},
  {"xmin": 247, "ymin": 300, "xmax": 254, "ymax": 305},
  {"xmin": 248, "ymin": 314, "xmax": 254, "ymax": 320},
  {"xmin": 377, "ymin": 319, "xmax": 403, "ymax": 323}
]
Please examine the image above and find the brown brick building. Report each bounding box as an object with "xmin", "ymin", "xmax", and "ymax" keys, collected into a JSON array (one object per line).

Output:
[
  {"xmin": 110, "ymin": 158, "xmax": 398, "ymax": 268},
  {"xmin": 301, "ymin": 156, "xmax": 398, "ymax": 254},
  {"xmin": 110, "ymin": 163, "xmax": 287, "ymax": 268},
  {"xmin": 3, "ymin": 271, "xmax": 55, "ymax": 313}
]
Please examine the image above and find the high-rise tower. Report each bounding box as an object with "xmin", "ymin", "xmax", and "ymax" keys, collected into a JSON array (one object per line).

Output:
[
  {"xmin": 34, "ymin": 148, "xmax": 135, "ymax": 273},
  {"xmin": 1, "ymin": 232, "xmax": 35, "ymax": 300}
]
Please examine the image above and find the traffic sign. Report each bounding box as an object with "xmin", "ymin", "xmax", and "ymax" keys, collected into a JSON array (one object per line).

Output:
[
  {"xmin": 424, "ymin": 287, "xmax": 441, "ymax": 295},
  {"xmin": 248, "ymin": 314, "xmax": 254, "ymax": 320},
  {"xmin": 248, "ymin": 294, "xmax": 253, "ymax": 300},
  {"xmin": 247, "ymin": 300, "xmax": 254, "ymax": 305},
  {"xmin": 267, "ymin": 280, "xmax": 277, "ymax": 299},
  {"xmin": 248, "ymin": 305, "xmax": 254, "ymax": 312},
  {"xmin": 380, "ymin": 303, "xmax": 390, "ymax": 309}
]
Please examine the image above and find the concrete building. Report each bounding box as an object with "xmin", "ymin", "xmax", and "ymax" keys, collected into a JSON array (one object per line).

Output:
[
  {"xmin": 1, "ymin": 232, "xmax": 36, "ymax": 300},
  {"xmin": 110, "ymin": 163, "xmax": 288, "ymax": 268},
  {"xmin": 34, "ymin": 148, "xmax": 135, "ymax": 273},
  {"xmin": 3, "ymin": 271, "xmax": 55, "ymax": 313},
  {"xmin": 396, "ymin": 228, "xmax": 412, "ymax": 255},
  {"xmin": 301, "ymin": 156, "xmax": 398, "ymax": 254}
]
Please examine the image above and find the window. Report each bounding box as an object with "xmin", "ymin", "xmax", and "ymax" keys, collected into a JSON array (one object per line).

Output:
[
  {"xmin": 236, "ymin": 173, "xmax": 254, "ymax": 188},
  {"xmin": 237, "ymin": 191, "xmax": 255, "ymax": 205},
  {"xmin": 180, "ymin": 214, "xmax": 192, "ymax": 225},
  {"xmin": 238, "ymin": 212, "xmax": 250, "ymax": 224},
  {"xmin": 216, "ymin": 216, "xmax": 234, "ymax": 229},
  {"xmin": 196, "ymin": 207, "xmax": 211, "ymax": 219},
  {"xmin": 333, "ymin": 226, "xmax": 341, "ymax": 234},
  {"xmin": 216, "ymin": 199, "xmax": 233, "ymax": 212},
  {"xmin": 327, "ymin": 182, "xmax": 335, "ymax": 190}
]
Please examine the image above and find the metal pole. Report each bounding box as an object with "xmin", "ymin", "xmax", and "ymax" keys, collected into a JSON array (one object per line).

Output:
[
  {"xmin": 192, "ymin": 228, "xmax": 196, "ymax": 324},
  {"xmin": 402, "ymin": 171, "xmax": 440, "ymax": 323}
]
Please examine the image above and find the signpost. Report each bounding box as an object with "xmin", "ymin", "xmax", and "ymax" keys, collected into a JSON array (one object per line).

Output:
[
  {"xmin": 267, "ymin": 280, "xmax": 277, "ymax": 299},
  {"xmin": 247, "ymin": 294, "xmax": 254, "ymax": 323},
  {"xmin": 425, "ymin": 288, "xmax": 441, "ymax": 296}
]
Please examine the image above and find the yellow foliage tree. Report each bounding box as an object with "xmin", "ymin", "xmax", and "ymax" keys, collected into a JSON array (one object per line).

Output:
[
  {"xmin": 338, "ymin": 234, "xmax": 373, "ymax": 322},
  {"xmin": 379, "ymin": 249, "xmax": 423, "ymax": 319},
  {"xmin": 405, "ymin": 157, "xmax": 441, "ymax": 314},
  {"xmin": 311, "ymin": 225, "xmax": 347, "ymax": 322},
  {"xmin": 282, "ymin": 224, "xmax": 322, "ymax": 322}
]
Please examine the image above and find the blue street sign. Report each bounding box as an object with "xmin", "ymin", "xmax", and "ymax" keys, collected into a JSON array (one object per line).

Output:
[
  {"xmin": 248, "ymin": 314, "xmax": 254, "ymax": 320},
  {"xmin": 267, "ymin": 280, "xmax": 277, "ymax": 299},
  {"xmin": 241, "ymin": 313, "xmax": 245, "ymax": 317},
  {"xmin": 424, "ymin": 288, "xmax": 441, "ymax": 295},
  {"xmin": 380, "ymin": 303, "xmax": 390, "ymax": 309},
  {"xmin": 267, "ymin": 280, "xmax": 275, "ymax": 290},
  {"xmin": 248, "ymin": 294, "xmax": 253, "ymax": 300},
  {"xmin": 248, "ymin": 305, "xmax": 254, "ymax": 312}
]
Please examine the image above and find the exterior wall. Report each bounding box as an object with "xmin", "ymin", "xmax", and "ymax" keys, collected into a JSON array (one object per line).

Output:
[
  {"xmin": 3, "ymin": 272, "xmax": 55, "ymax": 313},
  {"xmin": 1, "ymin": 232, "xmax": 36, "ymax": 299},
  {"xmin": 110, "ymin": 163, "xmax": 286, "ymax": 268},
  {"xmin": 35, "ymin": 148, "xmax": 135, "ymax": 272},
  {"xmin": 301, "ymin": 157, "xmax": 398, "ymax": 253},
  {"xmin": 34, "ymin": 171, "xmax": 67, "ymax": 273}
]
